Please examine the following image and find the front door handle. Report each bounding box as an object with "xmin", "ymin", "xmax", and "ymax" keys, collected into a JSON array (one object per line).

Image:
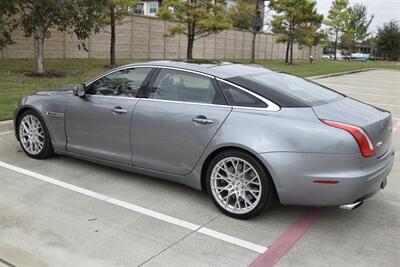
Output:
[
  {"xmin": 112, "ymin": 106, "xmax": 127, "ymax": 114},
  {"xmin": 192, "ymin": 115, "xmax": 214, "ymax": 125}
]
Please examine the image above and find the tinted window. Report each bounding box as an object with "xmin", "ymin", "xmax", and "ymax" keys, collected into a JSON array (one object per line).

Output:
[
  {"xmin": 243, "ymin": 72, "xmax": 344, "ymax": 106},
  {"xmin": 218, "ymin": 81, "xmax": 267, "ymax": 108},
  {"xmin": 87, "ymin": 68, "xmax": 151, "ymax": 97},
  {"xmin": 147, "ymin": 69, "xmax": 224, "ymax": 104}
]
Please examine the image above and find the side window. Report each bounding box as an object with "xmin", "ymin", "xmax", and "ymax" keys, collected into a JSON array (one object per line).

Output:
[
  {"xmin": 87, "ymin": 68, "xmax": 152, "ymax": 97},
  {"xmin": 147, "ymin": 69, "xmax": 225, "ymax": 104},
  {"xmin": 217, "ymin": 80, "xmax": 267, "ymax": 108}
]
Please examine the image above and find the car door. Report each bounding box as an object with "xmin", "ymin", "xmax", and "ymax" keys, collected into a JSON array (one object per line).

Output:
[
  {"xmin": 65, "ymin": 67, "xmax": 153, "ymax": 164},
  {"xmin": 131, "ymin": 68, "xmax": 232, "ymax": 175}
]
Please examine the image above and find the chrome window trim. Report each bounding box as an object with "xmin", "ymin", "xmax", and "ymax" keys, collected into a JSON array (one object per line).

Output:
[
  {"xmin": 216, "ymin": 78, "xmax": 280, "ymax": 111},
  {"xmin": 85, "ymin": 65, "xmax": 213, "ymax": 87},
  {"xmin": 84, "ymin": 65, "xmax": 280, "ymax": 112}
]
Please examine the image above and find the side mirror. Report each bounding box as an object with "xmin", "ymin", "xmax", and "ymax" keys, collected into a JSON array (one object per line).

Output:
[{"xmin": 73, "ymin": 84, "xmax": 86, "ymax": 97}]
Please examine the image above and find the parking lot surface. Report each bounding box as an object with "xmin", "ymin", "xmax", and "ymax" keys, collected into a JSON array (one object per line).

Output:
[{"xmin": 0, "ymin": 69, "xmax": 399, "ymax": 267}]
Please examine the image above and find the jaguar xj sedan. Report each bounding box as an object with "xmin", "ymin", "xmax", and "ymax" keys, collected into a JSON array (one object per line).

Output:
[{"xmin": 14, "ymin": 61, "xmax": 394, "ymax": 218}]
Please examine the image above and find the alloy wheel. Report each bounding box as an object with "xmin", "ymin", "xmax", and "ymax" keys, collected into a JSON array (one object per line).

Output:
[
  {"xmin": 210, "ymin": 157, "xmax": 262, "ymax": 214},
  {"xmin": 19, "ymin": 115, "xmax": 45, "ymax": 155}
]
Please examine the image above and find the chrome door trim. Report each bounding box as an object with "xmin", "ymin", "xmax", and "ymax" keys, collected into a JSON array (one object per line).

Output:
[
  {"xmin": 139, "ymin": 98, "xmax": 231, "ymax": 108},
  {"xmin": 46, "ymin": 111, "xmax": 64, "ymax": 118},
  {"xmin": 86, "ymin": 94, "xmax": 136, "ymax": 100}
]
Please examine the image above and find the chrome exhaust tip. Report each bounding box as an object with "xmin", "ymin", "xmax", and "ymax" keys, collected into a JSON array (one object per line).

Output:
[{"xmin": 339, "ymin": 201, "xmax": 363, "ymax": 210}]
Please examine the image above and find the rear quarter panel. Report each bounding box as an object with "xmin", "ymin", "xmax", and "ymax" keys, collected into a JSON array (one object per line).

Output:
[{"xmin": 207, "ymin": 107, "xmax": 360, "ymax": 154}]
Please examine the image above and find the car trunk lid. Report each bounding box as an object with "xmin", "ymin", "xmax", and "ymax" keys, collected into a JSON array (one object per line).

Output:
[{"xmin": 313, "ymin": 97, "xmax": 392, "ymax": 158}]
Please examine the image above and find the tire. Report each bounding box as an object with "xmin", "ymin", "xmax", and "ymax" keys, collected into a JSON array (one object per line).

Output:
[
  {"xmin": 17, "ymin": 110, "xmax": 54, "ymax": 159},
  {"xmin": 206, "ymin": 149, "xmax": 274, "ymax": 219}
]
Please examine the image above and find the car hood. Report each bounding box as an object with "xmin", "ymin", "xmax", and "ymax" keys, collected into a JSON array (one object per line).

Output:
[
  {"xmin": 313, "ymin": 97, "xmax": 392, "ymax": 158},
  {"xmin": 35, "ymin": 84, "xmax": 78, "ymax": 96}
]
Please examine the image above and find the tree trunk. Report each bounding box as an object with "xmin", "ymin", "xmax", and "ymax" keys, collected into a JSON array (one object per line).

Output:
[
  {"xmin": 333, "ymin": 28, "xmax": 338, "ymax": 61},
  {"xmin": 285, "ymin": 40, "xmax": 290, "ymax": 63},
  {"xmin": 35, "ymin": 36, "xmax": 45, "ymax": 74},
  {"xmin": 110, "ymin": 6, "xmax": 116, "ymax": 66},
  {"xmin": 187, "ymin": 35, "xmax": 194, "ymax": 61},
  {"xmin": 187, "ymin": 21, "xmax": 195, "ymax": 61},
  {"xmin": 251, "ymin": 32, "xmax": 257, "ymax": 63},
  {"xmin": 289, "ymin": 39, "xmax": 294, "ymax": 64}
]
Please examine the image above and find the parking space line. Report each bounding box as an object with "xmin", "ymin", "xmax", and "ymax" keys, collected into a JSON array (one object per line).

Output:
[
  {"xmin": 340, "ymin": 91, "xmax": 394, "ymax": 98},
  {"xmin": 198, "ymin": 227, "xmax": 266, "ymax": 253},
  {"xmin": 368, "ymin": 102, "xmax": 400, "ymax": 107},
  {"xmin": 0, "ymin": 130, "xmax": 13, "ymax": 136},
  {"xmin": 0, "ymin": 160, "xmax": 267, "ymax": 254},
  {"xmin": 249, "ymin": 208, "xmax": 324, "ymax": 267}
]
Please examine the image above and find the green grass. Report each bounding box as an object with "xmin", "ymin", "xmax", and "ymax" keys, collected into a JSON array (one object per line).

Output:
[
  {"xmin": 0, "ymin": 58, "xmax": 134, "ymax": 121},
  {"xmin": 250, "ymin": 59, "xmax": 400, "ymax": 77},
  {"xmin": 0, "ymin": 58, "xmax": 399, "ymax": 121}
]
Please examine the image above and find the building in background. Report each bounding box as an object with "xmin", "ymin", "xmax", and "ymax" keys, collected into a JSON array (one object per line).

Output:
[
  {"xmin": 135, "ymin": 0, "xmax": 162, "ymax": 16},
  {"xmin": 135, "ymin": 0, "xmax": 237, "ymax": 17}
]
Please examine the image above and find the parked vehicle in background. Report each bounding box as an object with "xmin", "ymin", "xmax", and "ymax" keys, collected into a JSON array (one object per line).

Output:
[{"xmin": 351, "ymin": 53, "xmax": 370, "ymax": 61}]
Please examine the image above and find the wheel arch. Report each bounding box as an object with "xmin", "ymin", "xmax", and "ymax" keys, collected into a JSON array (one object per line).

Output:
[{"xmin": 200, "ymin": 146, "xmax": 279, "ymax": 201}]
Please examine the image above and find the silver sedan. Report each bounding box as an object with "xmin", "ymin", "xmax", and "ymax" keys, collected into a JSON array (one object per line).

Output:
[{"xmin": 14, "ymin": 61, "xmax": 394, "ymax": 218}]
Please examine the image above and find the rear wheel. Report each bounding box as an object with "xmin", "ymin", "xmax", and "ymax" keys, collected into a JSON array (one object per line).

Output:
[
  {"xmin": 18, "ymin": 110, "xmax": 54, "ymax": 159},
  {"xmin": 206, "ymin": 149, "xmax": 274, "ymax": 219}
]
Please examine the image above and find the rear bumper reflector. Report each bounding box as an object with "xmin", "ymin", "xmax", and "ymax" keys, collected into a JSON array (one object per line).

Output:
[{"xmin": 313, "ymin": 180, "xmax": 339, "ymax": 184}]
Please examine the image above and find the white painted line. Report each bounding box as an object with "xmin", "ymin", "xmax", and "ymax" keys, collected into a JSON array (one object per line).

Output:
[
  {"xmin": 0, "ymin": 130, "xmax": 14, "ymax": 136},
  {"xmin": 0, "ymin": 160, "xmax": 267, "ymax": 254},
  {"xmin": 368, "ymin": 102, "xmax": 400, "ymax": 107},
  {"xmin": 340, "ymin": 91, "xmax": 394, "ymax": 98},
  {"xmin": 198, "ymin": 227, "xmax": 267, "ymax": 253},
  {"xmin": 0, "ymin": 161, "xmax": 109, "ymax": 201},
  {"xmin": 106, "ymin": 197, "xmax": 199, "ymax": 231}
]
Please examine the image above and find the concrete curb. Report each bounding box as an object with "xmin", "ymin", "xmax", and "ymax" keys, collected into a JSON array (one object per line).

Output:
[
  {"xmin": 308, "ymin": 68, "xmax": 376, "ymax": 80},
  {"xmin": 0, "ymin": 120, "xmax": 14, "ymax": 133}
]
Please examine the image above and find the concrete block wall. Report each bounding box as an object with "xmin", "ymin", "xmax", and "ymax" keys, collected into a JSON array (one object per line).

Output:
[{"xmin": 0, "ymin": 15, "xmax": 322, "ymax": 61}]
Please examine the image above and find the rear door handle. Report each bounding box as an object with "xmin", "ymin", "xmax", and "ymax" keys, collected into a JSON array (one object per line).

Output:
[
  {"xmin": 192, "ymin": 116, "xmax": 214, "ymax": 125},
  {"xmin": 112, "ymin": 106, "xmax": 127, "ymax": 114}
]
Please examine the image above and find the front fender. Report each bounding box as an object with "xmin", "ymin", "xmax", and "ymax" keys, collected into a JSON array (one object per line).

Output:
[{"xmin": 14, "ymin": 94, "xmax": 70, "ymax": 151}]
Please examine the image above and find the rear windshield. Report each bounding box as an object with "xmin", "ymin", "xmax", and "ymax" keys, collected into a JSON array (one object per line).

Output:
[{"xmin": 241, "ymin": 72, "xmax": 344, "ymax": 106}]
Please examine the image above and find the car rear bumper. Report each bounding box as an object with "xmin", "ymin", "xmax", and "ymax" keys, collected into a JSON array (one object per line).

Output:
[{"xmin": 259, "ymin": 146, "xmax": 395, "ymax": 206}]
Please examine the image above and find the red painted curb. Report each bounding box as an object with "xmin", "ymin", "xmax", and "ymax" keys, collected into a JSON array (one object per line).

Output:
[{"xmin": 249, "ymin": 208, "xmax": 325, "ymax": 267}]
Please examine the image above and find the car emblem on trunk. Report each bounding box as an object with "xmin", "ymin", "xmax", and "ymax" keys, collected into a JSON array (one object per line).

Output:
[{"xmin": 375, "ymin": 141, "xmax": 383, "ymax": 148}]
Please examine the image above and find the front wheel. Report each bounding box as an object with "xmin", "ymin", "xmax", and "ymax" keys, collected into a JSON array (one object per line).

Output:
[
  {"xmin": 206, "ymin": 150, "xmax": 274, "ymax": 219},
  {"xmin": 18, "ymin": 110, "xmax": 54, "ymax": 159}
]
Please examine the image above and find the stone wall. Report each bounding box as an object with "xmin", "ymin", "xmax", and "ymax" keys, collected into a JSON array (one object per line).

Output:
[{"xmin": 0, "ymin": 15, "xmax": 322, "ymax": 60}]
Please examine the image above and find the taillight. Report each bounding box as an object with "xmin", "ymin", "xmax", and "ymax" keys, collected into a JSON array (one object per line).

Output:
[{"xmin": 321, "ymin": 119, "xmax": 375, "ymax": 157}]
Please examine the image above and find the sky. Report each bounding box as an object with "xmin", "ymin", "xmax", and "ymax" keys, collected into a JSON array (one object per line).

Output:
[{"xmin": 314, "ymin": 0, "xmax": 400, "ymax": 33}]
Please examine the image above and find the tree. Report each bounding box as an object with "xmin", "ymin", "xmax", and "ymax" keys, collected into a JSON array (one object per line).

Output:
[
  {"xmin": 0, "ymin": 0, "xmax": 103, "ymax": 74},
  {"xmin": 157, "ymin": 0, "xmax": 232, "ymax": 61},
  {"xmin": 229, "ymin": 0, "xmax": 265, "ymax": 63},
  {"xmin": 376, "ymin": 20, "xmax": 400, "ymax": 61},
  {"xmin": 269, "ymin": 0, "xmax": 323, "ymax": 64},
  {"xmin": 324, "ymin": 0, "xmax": 352, "ymax": 60},
  {"xmin": 341, "ymin": 3, "xmax": 373, "ymax": 52},
  {"xmin": 300, "ymin": 28, "xmax": 328, "ymax": 62},
  {"xmin": 97, "ymin": 0, "xmax": 138, "ymax": 66}
]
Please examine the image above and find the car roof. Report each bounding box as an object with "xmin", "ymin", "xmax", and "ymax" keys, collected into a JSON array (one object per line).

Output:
[{"xmin": 122, "ymin": 60, "xmax": 272, "ymax": 79}]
